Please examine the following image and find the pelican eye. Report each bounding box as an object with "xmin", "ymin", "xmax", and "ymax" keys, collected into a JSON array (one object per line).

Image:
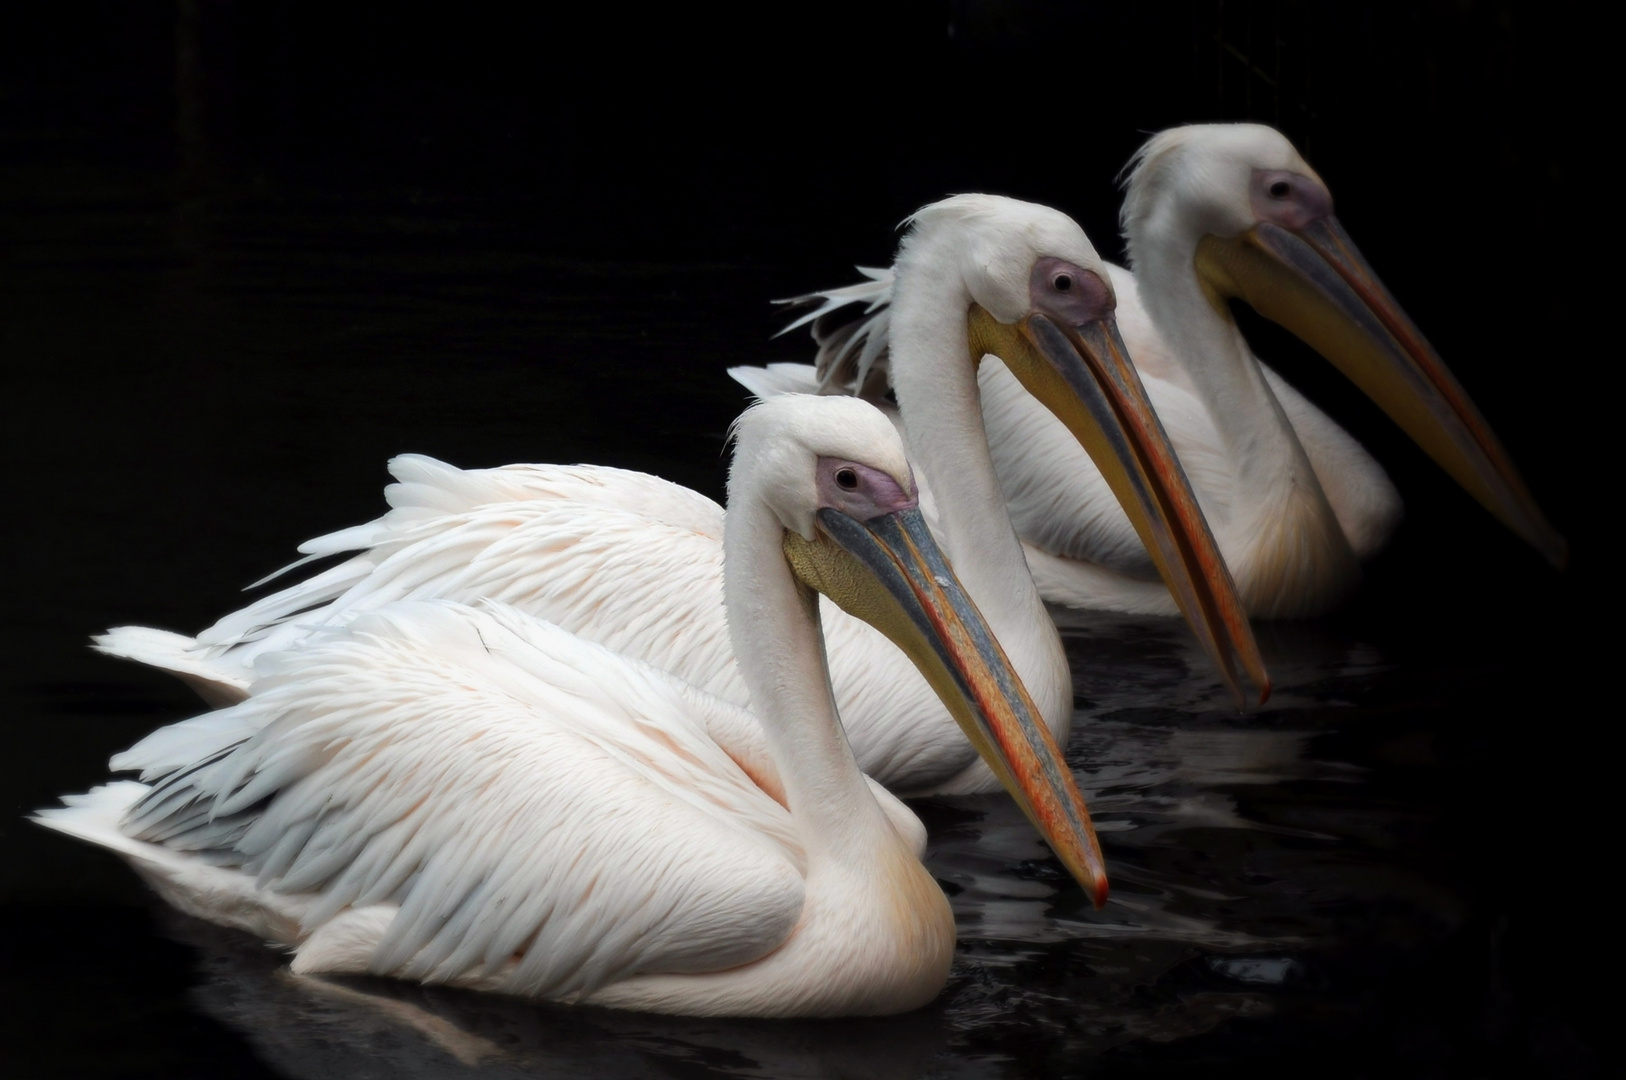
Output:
[
  {"xmin": 835, "ymin": 468, "xmax": 859, "ymax": 490},
  {"xmin": 1268, "ymin": 180, "xmax": 1291, "ymax": 199},
  {"xmin": 1053, "ymin": 273, "xmax": 1073, "ymax": 292}
]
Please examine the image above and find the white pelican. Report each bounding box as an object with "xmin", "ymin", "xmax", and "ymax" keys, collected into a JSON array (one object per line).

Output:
[
  {"xmin": 38, "ymin": 395, "xmax": 1106, "ymax": 1018},
  {"xmin": 94, "ymin": 194, "xmax": 1266, "ymax": 802},
  {"xmin": 746, "ymin": 124, "xmax": 1566, "ymax": 617}
]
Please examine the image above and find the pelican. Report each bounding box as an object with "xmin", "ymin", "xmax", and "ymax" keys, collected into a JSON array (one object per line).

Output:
[
  {"xmin": 37, "ymin": 396, "xmax": 1107, "ymax": 1018},
  {"xmin": 93, "ymin": 194, "xmax": 1266, "ymax": 804},
  {"xmin": 744, "ymin": 125, "xmax": 1566, "ymax": 617}
]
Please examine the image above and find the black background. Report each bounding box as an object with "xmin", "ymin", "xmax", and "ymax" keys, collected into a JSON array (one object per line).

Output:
[{"xmin": 0, "ymin": 2, "xmax": 1604, "ymax": 1077}]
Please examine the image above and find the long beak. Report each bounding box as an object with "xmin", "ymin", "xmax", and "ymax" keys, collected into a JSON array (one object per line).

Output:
[
  {"xmin": 784, "ymin": 506, "xmax": 1109, "ymax": 908},
  {"xmin": 971, "ymin": 306, "xmax": 1270, "ymax": 709},
  {"xmin": 1197, "ymin": 219, "xmax": 1567, "ymax": 568}
]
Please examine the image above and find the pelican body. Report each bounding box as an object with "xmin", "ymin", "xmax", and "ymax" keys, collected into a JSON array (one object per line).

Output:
[
  {"xmin": 39, "ymin": 396, "xmax": 1106, "ymax": 1018},
  {"xmin": 749, "ymin": 125, "xmax": 1565, "ymax": 618},
  {"xmin": 94, "ymin": 195, "xmax": 1266, "ymax": 805}
]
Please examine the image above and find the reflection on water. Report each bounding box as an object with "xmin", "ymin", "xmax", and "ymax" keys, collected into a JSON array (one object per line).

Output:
[
  {"xmin": 164, "ymin": 911, "xmax": 963, "ymax": 1080},
  {"xmin": 100, "ymin": 613, "xmax": 1475, "ymax": 1078}
]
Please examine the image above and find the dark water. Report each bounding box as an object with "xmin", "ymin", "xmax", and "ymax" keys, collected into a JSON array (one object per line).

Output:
[
  {"xmin": 5, "ymin": 595, "xmax": 1598, "ymax": 1078},
  {"xmin": 0, "ymin": 5, "xmax": 1601, "ymax": 1078}
]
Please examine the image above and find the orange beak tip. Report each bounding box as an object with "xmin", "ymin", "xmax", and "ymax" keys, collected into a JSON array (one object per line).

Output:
[
  {"xmin": 1091, "ymin": 877, "xmax": 1109, "ymax": 910},
  {"xmin": 1257, "ymin": 680, "xmax": 1273, "ymax": 707}
]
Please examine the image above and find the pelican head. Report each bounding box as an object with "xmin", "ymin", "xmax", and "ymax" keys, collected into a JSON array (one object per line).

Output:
[
  {"xmin": 893, "ymin": 194, "xmax": 1269, "ymax": 708},
  {"xmin": 728, "ymin": 394, "xmax": 1108, "ymax": 906},
  {"xmin": 1124, "ymin": 124, "xmax": 1566, "ymax": 568}
]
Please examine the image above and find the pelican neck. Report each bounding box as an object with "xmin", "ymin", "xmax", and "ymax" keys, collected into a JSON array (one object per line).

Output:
[
  {"xmin": 885, "ymin": 246, "xmax": 1054, "ymax": 646},
  {"xmin": 1131, "ymin": 230, "xmax": 1326, "ymax": 518},
  {"xmin": 722, "ymin": 497, "xmax": 898, "ymax": 861}
]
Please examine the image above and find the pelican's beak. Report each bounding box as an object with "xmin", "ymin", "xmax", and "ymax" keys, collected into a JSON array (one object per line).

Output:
[
  {"xmin": 971, "ymin": 305, "xmax": 1270, "ymax": 709},
  {"xmin": 784, "ymin": 506, "xmax": 1109, "ymax": 908},
  {"xmin": 1196, "ymin": 219, "xmax": 1567, "ymax": 568}
]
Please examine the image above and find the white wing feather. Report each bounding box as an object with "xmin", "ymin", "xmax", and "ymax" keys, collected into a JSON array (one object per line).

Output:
[
  {"xmin": 83, "ymin": 600, "xmax": 807, "ymax": 1001},
  {"xmin": 101, "ymin": 460, "xmax": 734, "ymax": 696}
]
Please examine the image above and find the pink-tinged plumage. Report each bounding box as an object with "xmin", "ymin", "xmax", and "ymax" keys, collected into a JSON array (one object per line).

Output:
[{"xmin": 43, "ymin": 396, "xmax": 1025, "ymax": 1018}]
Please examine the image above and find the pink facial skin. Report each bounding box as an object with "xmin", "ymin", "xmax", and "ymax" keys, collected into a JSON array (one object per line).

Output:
[
  {"xmin": 815, "ymin": 457, "xmax": 918, "ymax": 521},
  {"xmin": 1250, "ymin": 169, "xmax": 1334, "ymax": 231},
  {"xmin": 1029, "ymin": 257, "xmax": 1115, "ymax": 331}
]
